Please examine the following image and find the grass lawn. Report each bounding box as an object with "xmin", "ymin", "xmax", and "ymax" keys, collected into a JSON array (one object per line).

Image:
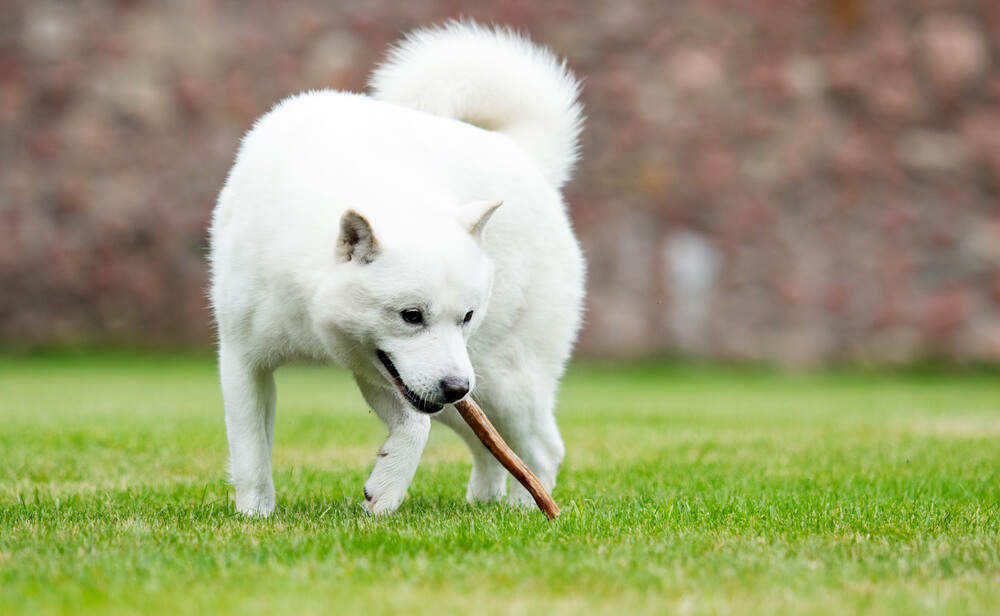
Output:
[{"xmin": 1, "ymin": 352, "xmax": 998, "ymax": 615}]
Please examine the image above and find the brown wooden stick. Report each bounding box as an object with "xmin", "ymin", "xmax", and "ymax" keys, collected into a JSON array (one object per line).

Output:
[{"xmin": 454, "ymin": 397, "xmax": 560, "ymax": 519}]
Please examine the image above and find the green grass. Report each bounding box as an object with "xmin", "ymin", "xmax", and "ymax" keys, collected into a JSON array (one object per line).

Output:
[{"xmin": 1, "ymin": 353, "xmax": 998, "ymax": 615}]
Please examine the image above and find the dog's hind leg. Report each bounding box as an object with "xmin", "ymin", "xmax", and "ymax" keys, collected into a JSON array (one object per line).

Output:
[
  {"xmin": 220, "ymin": 345, "xmax": 277, "ymax": 517},
  {"xmin": 434, "ymin": 407, "xmax": 509, "ymax": 503},
  {"xmin": 355, "ymin": 377, "xmax": 430, "ymax": 515}
]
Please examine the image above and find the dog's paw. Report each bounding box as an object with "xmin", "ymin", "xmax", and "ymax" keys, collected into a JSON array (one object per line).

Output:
[
  {"xmin": 507, "ymin": 483, "xmax": 538, "ymax": 508},
  {"xmin": 235, "ymin": 488, "xmax": 276, "ymax": 517},
  {"xmin": 466, "ymin": 473, "xmax": 507, "ymax": 504},
  {"xmin": 464, "ymin": 456, "xmax": 508, "ymax": 504},
  {"xmin": 466, "ymin": 484, "xmax": 506, "ymax": 505},
  {"xmin": 361, "ymin": 483, "xmax": 406, "ymax": 516}
]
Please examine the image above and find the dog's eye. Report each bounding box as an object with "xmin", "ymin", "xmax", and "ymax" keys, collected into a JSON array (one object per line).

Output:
[
  {"xmin": 463, "ymin": 310, "xmax": 474, "ymax": 324},
  {"xmin": 400, "ymin": 309, "xmax": 424, "ymax": 325}
]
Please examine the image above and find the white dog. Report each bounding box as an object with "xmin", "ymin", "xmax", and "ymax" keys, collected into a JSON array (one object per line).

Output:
[{"xmin": 209, "ymin": 22, "xmax": 585, "ymax": 516}]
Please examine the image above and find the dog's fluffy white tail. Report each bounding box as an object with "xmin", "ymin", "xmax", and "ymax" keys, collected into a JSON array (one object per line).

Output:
[{"xmin": 369, "ymin": 21, "xmax": 584, "ymax": 188}]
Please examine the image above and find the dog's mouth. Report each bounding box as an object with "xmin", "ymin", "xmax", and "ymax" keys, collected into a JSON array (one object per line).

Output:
[{"xmin": 376, "ymin": 350, "xmax": 444, "ymax": 414}]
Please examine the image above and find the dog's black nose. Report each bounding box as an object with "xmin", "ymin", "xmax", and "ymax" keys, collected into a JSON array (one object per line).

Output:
[{"xmin": 439, "ymin": 377, "xmax": 470, "ymax": 403}]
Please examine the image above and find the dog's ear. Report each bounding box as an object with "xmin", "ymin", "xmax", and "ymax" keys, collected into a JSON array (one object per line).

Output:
[
  {"xmin": 337, "ymin": 210, "xmax": 380, "ymax": 264},
  {"xmin": 456, "ymin": 199, "xmax": 503, "ymax": 241}
]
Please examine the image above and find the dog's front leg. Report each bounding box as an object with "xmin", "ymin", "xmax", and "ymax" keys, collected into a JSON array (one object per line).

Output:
[
  {"xmin": 355, "ymin": 377, "xmax": 430, "ymax": 515},
  {"xmin": 433, "ymin": 407, "xmax": 508, "ymax": 503},
  {"xmin": 505, "ymin": 409, "xmax": 565, "ymax": 508},
  {"xmin": 220, "ymin": 345, "xmax": 277, "ymax": 517}
]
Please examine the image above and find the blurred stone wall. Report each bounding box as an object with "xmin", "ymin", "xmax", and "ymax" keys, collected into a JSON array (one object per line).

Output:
[{"xmin": 2, "ymin": 0, "xmax": 999, "ymax": 363}]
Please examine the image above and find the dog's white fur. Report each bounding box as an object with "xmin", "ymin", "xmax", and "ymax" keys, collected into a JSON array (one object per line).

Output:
[{"xmin": 209, "ymin": 22, "xmax": 585, "ymax": 516}]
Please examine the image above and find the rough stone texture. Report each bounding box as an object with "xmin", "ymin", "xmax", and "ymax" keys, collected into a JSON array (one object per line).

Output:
[{"xmin": 1, "ymin": 0, "xmax": 998, "ymax": 364}]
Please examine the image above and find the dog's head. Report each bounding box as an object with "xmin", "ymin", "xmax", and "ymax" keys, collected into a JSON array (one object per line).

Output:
[{"xmin": 316, "ymin": 199, "xmax": 502, "ymax": 413}]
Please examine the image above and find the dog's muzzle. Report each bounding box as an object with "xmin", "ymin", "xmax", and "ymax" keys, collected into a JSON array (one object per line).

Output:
[{"xmin": 376, "ymin": 350, "xmax": 445, "ymax": 413}]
